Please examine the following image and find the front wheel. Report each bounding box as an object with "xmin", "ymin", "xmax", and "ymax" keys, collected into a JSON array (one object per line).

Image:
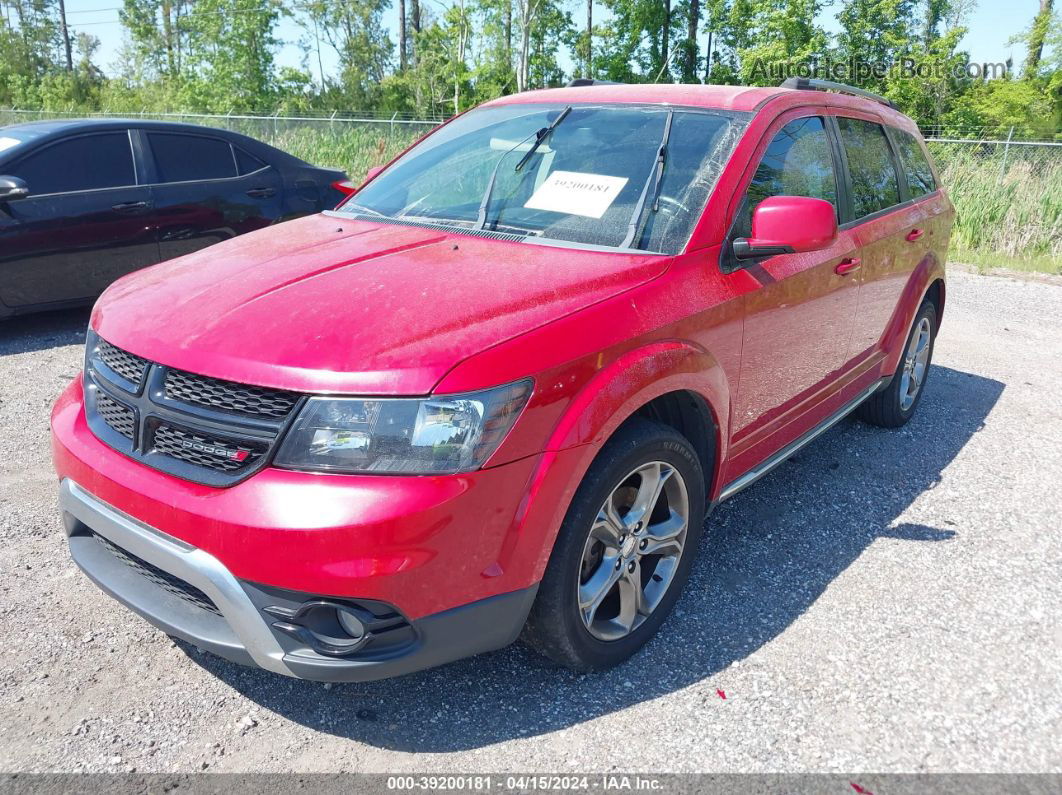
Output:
[
  {"xmin": 522, "ymin": 419, "xmax": 705, "ymax": 671},
  {"xmin": 857, "ymin": 300, "xmax": 938, "ymax": 428}
]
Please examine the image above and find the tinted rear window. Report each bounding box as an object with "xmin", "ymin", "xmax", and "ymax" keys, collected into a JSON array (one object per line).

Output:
[
  {"xmin": 235, "ymin": 147, "xmax": 267, "ymax": 175},
  {"xmin": 837, "ymin": 117, "xmax": 902, "ymax": 219},
  {"xmin": 148, "ymin": 133, "xmax": 237, "ymax": 182},
  {"xmin": 10, "ymin": 132, "xmax": 136, "ymax": 194},
  {"xmin": 893, "ymin": 129, "xmax": 937, "ymax": 198}
]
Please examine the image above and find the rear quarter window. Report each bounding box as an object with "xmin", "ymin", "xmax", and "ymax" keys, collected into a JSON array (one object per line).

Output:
[
  {"xmin": 837, "ymin": 117, "xmax": 902, "ymax": 220},
  {"xmin": 892, "ymin": 129, "xmax": 937, "ymax": 198}
]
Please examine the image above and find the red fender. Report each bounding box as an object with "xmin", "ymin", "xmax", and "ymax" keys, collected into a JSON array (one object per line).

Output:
[{"xmin": 495, "ymin": 340, "xmax": 731, "ymax": 584}]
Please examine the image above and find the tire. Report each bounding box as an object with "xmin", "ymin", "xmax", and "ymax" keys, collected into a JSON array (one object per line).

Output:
[
  {"xmin": 857, "ymin": 300, "xmax": 938, "ymax": 428},
  {"xmin": 522, "ymin": 419, "xmax": 706, "ymax": 671}
]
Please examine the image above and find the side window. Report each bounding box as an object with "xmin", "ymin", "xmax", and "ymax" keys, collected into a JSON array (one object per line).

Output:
[
  {"xmin": 735, "ymin": 116, "xmax": 837, "ymax": 239},
  {"xmin": 235, "ymin": 147, "xmax": 267, "ymax": 175},
  {"xmin": 11, "ymin": 132, "xmax": 136, "ymax": 195},
  {"xmin": 837, "ymin": 117, "xmax": 902, "ymax": 219},
  {"xmin": 893, "ymin": 129, "xmax": 937, "ymax": 199},
  {"xmin": 147, "ymin": 133, "xmax": 237, "ymax": 182}
]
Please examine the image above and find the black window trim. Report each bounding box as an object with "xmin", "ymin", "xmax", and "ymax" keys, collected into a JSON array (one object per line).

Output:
[
  {"xmin": 140, "ymin": 130, "xmax": 264, "ymax": 187},
  {"xmin": 719, "ymin": 108, "xmax": 845, "ymax": 273},
  {"xmin": 7, "ymin": 129, "xmax": 141, "ymax": 198}
]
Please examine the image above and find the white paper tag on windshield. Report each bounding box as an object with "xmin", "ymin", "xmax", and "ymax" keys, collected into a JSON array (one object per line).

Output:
[{"xmin": 524, "ymin": 170, "xmax": 628, "ymax": 219}]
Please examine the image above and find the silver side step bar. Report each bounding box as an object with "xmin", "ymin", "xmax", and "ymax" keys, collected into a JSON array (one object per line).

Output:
[{"xmin": 717, "ymin": 378, "xmax": 888, "ymax": 503}]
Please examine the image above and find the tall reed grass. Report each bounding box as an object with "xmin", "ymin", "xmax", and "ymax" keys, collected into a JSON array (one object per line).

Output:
[{"xmin": 929, "ymin": 144, "xmax": 1062, "ymax": 274}]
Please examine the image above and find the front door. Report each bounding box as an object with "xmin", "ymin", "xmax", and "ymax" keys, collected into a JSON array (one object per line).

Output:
[
  {"xmin": 0, "ymin": 131, "xmax": 157, "ymax": 309},
  {"xmin": 724, "ymin": 113, "xmax": 861, "ymax": 478}
]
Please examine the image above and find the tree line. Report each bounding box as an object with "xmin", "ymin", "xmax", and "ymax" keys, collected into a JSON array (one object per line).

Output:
[{"xmin": 1, "ymin": 0, "xmax": 1059, "ymax": 137}]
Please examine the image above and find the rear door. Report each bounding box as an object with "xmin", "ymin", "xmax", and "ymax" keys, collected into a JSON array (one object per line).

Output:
[
  {"xmin": 832, "ymin": 115, "xmax": 923, "ymax": 360},
  {"xmin": 0, "ymin": 130, "xmax": 157, "ymax": 308},
  {"xmin": 725, "ymin": 112, "xmax": 861, "ymax": 458},
  {"xmin": 139, "ymin": 130, "xmax": 284, "ymax": 262}
]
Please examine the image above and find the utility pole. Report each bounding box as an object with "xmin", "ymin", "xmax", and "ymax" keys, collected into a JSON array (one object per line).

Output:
[{"xmin": 57, "ymin": 0, "xmax": 73, "ymax": 71}]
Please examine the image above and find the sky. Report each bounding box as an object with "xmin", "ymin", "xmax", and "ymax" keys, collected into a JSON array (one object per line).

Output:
[{"xmin": 62, "ymin": 0, "xmax": 1048, "ymax": 100}]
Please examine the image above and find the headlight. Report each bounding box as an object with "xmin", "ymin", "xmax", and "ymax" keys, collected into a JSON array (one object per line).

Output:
[{"xmin": 273, "ymin": 380, "xmax": 533, "ymax": 475}]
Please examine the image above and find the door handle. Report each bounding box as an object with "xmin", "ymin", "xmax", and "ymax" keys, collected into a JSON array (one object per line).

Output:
[
  {"xmin": 246, "ymin": 187, "xmax": 277, "ymax": 198},
  {"xmin": 835, "ymin": 257, "xmax": 862, "ymax": 275},
  {"xmin": 906, "ymin": 228, "xmax": 925, "ymax": 242},
  {"xmin": 111, "ymin": 201, "xmax": 150, "ymax": 213}
]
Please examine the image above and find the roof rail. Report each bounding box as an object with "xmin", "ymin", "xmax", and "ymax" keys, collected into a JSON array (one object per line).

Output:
[
  {"xmin": 566, "ymin": 78, "xmax": 624, "ymax": 87},
  {"xmin": 780, "ymin": 77, "xmax": 896, "ymax": 109}
]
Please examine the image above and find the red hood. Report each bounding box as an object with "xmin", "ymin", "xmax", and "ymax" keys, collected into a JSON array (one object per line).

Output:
[{"xmin": 92, "ymin": 214, "xmax": 671, "ymax": 395}]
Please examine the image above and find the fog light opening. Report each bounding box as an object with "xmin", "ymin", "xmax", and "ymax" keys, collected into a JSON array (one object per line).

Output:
[{"xmin": 336, "ymin": 607, "xmax": 367, "ymax": 641}]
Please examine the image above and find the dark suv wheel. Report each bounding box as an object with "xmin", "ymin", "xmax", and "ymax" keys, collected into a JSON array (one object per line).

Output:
[
  {"xmin": 857, "ymin": 300, "xmax": 938, "ymax": 428},
  {"xmin": 523, "ymin": 419, "xmax": 705, "ymax": 670}
]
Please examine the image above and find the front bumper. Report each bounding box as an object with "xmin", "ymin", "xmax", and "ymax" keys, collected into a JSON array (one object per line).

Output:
[{"xmin": 61, "ymin": 478, "xmax": 538, "ymax": 681}]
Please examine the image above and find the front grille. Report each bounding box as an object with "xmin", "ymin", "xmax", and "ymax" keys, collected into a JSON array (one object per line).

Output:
[
  {"xmin": 97, "ymin": 339, "xmax": 148, "ymax": 386},
  {"xmin": 93, "ymin": 532, "xmax": 221, "ymax": 616},
  {"xmin": 164, "ymin": 369, "xmax": 298, "ymax": 420},
  {"xmin": 95, "ymin": 392, "xmax": 136, "ymax": 440},
  {"xmin": 85, "ymin": 334, "xmax": 303, "ymax": 487},
  {"xmin": 152, "ymin": 424, "xmax": 265, "ymax": 473}
]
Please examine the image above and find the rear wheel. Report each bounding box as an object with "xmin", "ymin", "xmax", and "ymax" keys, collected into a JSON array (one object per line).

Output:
[
  {"xmin": 522, "ymin": 419, "xmax": 705, "ymax": 671},
  {"xmin": 857, "ymin": 300, "xmax": 937, "ymax": 428}
]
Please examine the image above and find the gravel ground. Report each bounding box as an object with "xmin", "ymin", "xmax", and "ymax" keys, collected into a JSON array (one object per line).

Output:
[{"xmin": 0, "ymin": 267, "xmax": 1059, "ymax": 775}]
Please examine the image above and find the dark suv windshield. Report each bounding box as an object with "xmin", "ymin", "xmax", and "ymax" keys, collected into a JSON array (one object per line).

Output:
[{"xmin": 339, "ymin": 103, "xmax": 749, "ymax": 254}]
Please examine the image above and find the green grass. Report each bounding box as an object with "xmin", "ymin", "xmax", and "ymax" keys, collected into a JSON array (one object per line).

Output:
[{"xmin": 929, "ymin": 144, "xmax": 1062, "ymax": 275}]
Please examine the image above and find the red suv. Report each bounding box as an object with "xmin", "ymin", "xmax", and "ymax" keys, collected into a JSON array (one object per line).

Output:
[{"xmin": 51, "ymin": 79, "xmax": 951, "ymax": 680}]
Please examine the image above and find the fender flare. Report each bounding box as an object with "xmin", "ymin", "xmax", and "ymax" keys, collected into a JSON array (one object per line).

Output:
[
  {"xmin": 498, "ymin": 340, "xmax": 731, "ymax": 580},
  {"xmin": 881, "ymin": 253, "xmax": 946, "ymax": 375}
]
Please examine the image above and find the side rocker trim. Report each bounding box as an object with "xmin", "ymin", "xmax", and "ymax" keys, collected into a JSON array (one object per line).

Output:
[{"xmin": 716, "ymin": 377, "xmax": 888, "ymax": 503}]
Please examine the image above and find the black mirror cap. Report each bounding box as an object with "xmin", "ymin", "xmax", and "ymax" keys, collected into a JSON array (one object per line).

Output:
[
  {"xmin": 0, "ymin": 175, "xmax": 29, "ymax": 201},
  {"xmin": 732, "ymin": 239, "xmax": 795, "ymax": 260}
]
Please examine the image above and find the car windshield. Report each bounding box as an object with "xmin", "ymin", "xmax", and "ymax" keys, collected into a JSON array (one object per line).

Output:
[{"xmin": 338, "ymin": 103, "xmax": 749, "ymax": 254}]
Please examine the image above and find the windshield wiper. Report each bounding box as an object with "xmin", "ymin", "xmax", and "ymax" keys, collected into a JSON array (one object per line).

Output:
[
  {"xmin": 620, "ymin": 110, "xmax": 674, "ymax": 250},
  {"xmin": 514, "ymin": 106, "xmax": 572, "ymax": 173},
  {"xmin": 476, "ymin": 105, "xmax": 573, "ymax": 229}
]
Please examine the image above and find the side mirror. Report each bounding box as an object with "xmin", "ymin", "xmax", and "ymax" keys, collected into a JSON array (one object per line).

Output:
[
  {"xmin": 0, "ymin": 175, "xmax": 29, "ymax": 201},
  {"xmin": 365, "ymin": 164, "xmax": 385, "ymax": 181},
  {"xmin": 733, "ymin": 196, "xmax": 837, "ymax": 260}
]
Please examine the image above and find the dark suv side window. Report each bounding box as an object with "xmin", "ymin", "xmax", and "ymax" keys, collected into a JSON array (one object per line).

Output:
[
  {"xmin": 837, "ymin": 117, "xmax": 902, "ymax": 219},
  {"xmin": 892, "ymin": 129, "xmax": 937, "ymax": 199},
  {"xmin": 148, "ymin": 133, "xmax": 237, "ymax": 182},
  {"xmin": 734, "ymin": 116, "xmax": 837, "ymax": 239},
  {"xmin": 11, "ymin": 132, "xmax": 136, "ymax": 195}
]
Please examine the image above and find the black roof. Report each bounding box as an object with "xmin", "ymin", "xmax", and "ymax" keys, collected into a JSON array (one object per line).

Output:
[
  {"xmin": 0, "ymin": 117, "xmax": 314, "ymax": 168},
  {"xmin": 1, "ymin": 117, "xmax": 238, "ymax": 137}
]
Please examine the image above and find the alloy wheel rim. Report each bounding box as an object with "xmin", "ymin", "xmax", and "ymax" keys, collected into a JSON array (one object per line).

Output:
[
  {"xmin": 577, "ymin": 461, "xmax": 689, "ymax": 642},
  {"xmin": 899, "ymin": 317, "xmax": 932, "ymax": 411}
]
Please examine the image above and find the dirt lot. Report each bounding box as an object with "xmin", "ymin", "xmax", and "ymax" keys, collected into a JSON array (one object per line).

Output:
[{"xmin": 0, "ymin": 267, "xmax": 1059, "ymax": 774}]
